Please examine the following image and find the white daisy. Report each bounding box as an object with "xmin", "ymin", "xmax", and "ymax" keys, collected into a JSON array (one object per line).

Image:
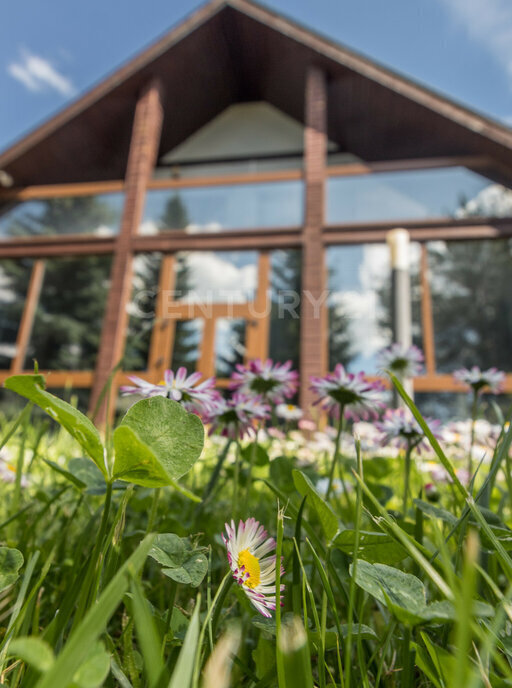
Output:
[
  {"xmin": 275, "ymin": 403, "xmax": 303, "ymax": 421},
  {"xmin": 222, "ymin": 518, "xmax": 284, "ymax": 618},
  {"xmin": 377, "ymin": 343, "xmax": 424, "ymax": 378},
  {"xmin": 453, "ymin": 366, "xmax": 505, "ymax": 394}
]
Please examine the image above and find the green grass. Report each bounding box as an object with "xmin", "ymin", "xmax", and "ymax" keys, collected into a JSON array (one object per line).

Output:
[{"xmin": 0, "ymin": 381, "xmax": 511, "ymax": 687}]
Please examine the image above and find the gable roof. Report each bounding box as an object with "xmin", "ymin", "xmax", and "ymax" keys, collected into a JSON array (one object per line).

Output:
[{"xmin": 2, "ymin": 0, "xmax": 512, "ymax": 187}]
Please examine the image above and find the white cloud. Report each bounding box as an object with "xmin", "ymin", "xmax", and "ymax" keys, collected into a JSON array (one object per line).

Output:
[
  {"xmin": 7, "ymin": 49, "xmax": 75, "ymax": 96},
  {"xmin": 438, "ymin": 0, "xmax": 512, "ymax": 79},
  {"xmin": 179, "ymin": 252, "xmax": 257, "ymax": 303}
]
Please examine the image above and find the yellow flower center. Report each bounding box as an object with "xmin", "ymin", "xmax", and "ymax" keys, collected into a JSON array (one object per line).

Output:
[
  {"xmin": 238, "ymin": 549, "xmax": 261, "ymax": 588},
  {"xmin": 287, "ymin": 405, "xmax": 295, "ymax": 411}
]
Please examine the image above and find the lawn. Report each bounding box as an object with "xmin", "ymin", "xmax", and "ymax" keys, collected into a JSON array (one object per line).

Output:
[{"xmin": 0, "ymin": 354, "xmax": 510, "ymax": 687}]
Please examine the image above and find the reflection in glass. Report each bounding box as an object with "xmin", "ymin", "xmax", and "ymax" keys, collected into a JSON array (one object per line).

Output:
[
  {"xmin": 377, "ymin": 242, "xmax": 423, "ymax": 355},
  {"xmin": 268, "ymin": 249, "xmax": 301, "ymax": 370},
  {"xmin": 124, "ymin": 253, "xmax": 162, "ymax": 371},
  {"xmin": 25, "ymin": 256, "xmax": 112, "ymax": 370},
  {"xmin": 415, "ymin": 393, "xmax": 468, "ymax": 423},
  {"xmin": 154, "ymin": 157, "xmax": 303, "ymax": 179},
  {"xmin": 327, "ymin": 244, "xmax": 392, "ymax": 374},
  {"xmin": 327, "ymin": 168, "xmax": 504, "ymax": 223},
  {"xmin": 428, "ymin": 239, "xmax": 512, "ymax": 372},
  {"xmin": 0, "ymin": 259, "xmax": 33, "ymax": 369},
  {"xmin": 171, "ymin": 320, "xmax": 203, "ymax": 371},
  {"xmin": 215, "ymin": 318, "xmax": 246, "ymax": 378},
  {"xmin": 0, "ymin": 193, "xmax": 124, "ymax": 239},
  {"xmin": 416, "ymin": 392, "xmax": 510, "ymax": 423},
  {"xmin": 141, "ymin": 182, "xmax": 303, "ymax": 234},
  {"xmin": 173, "ymin": 251, "xmax": 258, "ymax": 303}
]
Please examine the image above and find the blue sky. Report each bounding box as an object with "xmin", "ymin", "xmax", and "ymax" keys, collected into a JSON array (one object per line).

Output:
[{"xmin": 1, "ymin": 0, "xmax": 512, "ymax": 152}]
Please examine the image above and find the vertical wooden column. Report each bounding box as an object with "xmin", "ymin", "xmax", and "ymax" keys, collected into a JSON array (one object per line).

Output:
[
  {"xmin": 11, "ymin": 259, "xmax": 46, "ymax": 373},
  {"xmin": 300, "ymin": 66, "xmax": 328, "ymax": 412},
  {"xmin": 420, "ymin": 244, "xmax": 436, "ymax": 376},
  {"xmin": 89, "ymin": 78, "xmax": 164, "ymax": 422}
]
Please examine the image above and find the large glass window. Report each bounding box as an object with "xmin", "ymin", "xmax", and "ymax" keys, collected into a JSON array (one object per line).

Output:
[
  {"xmin": 327, "ymin": 244, "xmax": 391, "ymax": 374},
  {"xmin": 0, "ymin": 258, "xmax": 33, "ymax": 369},
  {"xmin": 141, "ymin": 182, "xmax": 303, "ymax": 234},
  {"xmin": 268, "ymin": 249, "xmax": 301, "ymax": 371},
  {"xmin": 327, "ymin": 243, "xmax": 422, "ymax": 374},
  {"xmin": 123, "ymin": 253, "xmax": 162, "ymax": 371},
  {"xmin": 215, "ymin": 318, "xmax": 246, "ymax": 378},
  {"xmin": 24, "ymin": 256, "xmax": 112, "ymax": 371},
  {"xmin": 0, "ymin": 193, "xmax": 124, "ymax": 239},
  {"xmin": 170, "ymin": 320, "xmax": 203, "ymax": 371},
  {"xmin": 428, "ymin": 238, "xmax": 512, "ymax": 372},
  {"xmin": 327, "ymin": 168, "xmax": 508, "ymax": 224},
  {"xmin": 173, "ymin": 251, "xmax": 258, "ymax": 304}
]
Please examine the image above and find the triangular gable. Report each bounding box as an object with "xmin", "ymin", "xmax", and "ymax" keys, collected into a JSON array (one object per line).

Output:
[{"xmin": 1, "ymin": 0, "xmax": 511, "ymax": 187}]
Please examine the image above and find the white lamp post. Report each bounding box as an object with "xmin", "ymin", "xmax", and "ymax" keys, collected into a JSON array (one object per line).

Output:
[{"xmin": 386, "ymin": 228, "xmax": 413, "ymax": 402}]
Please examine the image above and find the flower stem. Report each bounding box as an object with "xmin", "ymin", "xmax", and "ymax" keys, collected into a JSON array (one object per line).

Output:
[
  {"xmin": 468, "ymin": 390, "xmax": 479, "ymax": 479},
  {"xmin": 326, "ymin": 407, "xmax": 344, "ymax": 501},
  {"xmin": 245, "ymin": 427, "xmax": 260, "ymax": 504},
  {"xmin": 146, "ymin": 488, "xmax": 160, "ymax": 534},
  {"xmin": 402, "ymin": 443, "xmax": 413, "ymax": 517},
  {"xmin": 233, "ymin": 440, "xmax": 242, "ymax": 519}
]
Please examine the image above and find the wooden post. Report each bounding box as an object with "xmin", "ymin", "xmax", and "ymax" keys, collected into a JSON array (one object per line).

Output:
[
  {"xmin": 89, "ymin": 78, "xmax": 164, "ymax": 422},
  {"xmin": 420, "ymin": 243, "xmax": 436, "ymax": 376},
  {"xmin": 11, "ymin": 259, "xmax": 46, "ymax": 374},
  {"xmin": 300, "ymin": 66, "xmax": 328, "ymax": 412}
]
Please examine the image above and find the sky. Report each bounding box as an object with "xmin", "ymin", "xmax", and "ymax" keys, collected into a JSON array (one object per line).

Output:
[{"xmin": 1, "ymin": 0, "xmax": 512, "ymax": 152}]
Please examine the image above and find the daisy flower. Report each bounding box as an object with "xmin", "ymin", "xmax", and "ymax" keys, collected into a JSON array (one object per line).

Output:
[
  {"xmin": 120, "ymin": 367, "xmax": 219, "ymax": 416},
  {"xmin": 230, "ymin": 359, "xmax": 298, "ymax": 404},
  {"xmin": 222, "ymin": 518, "xmax": 284, "ymax": 618},
  {"xmin": 310, "ymin": 364, "xmax": 385, "ymax": 421},
  {"xmin": 376, "ymin": 407, "xmax": 441, "ymax": 454},
  {"xmin": 275, "ymin": 403, "xmax": 303, "ymax": 422},
  {"xmin": 377, "ymin": 343, "xmax": 424, "ymax": 378},
  {"xmin": 207, "ymin": 393, "xmax": 270, "ymax": 439},
  {"xmin": 453, "ymin": 366, "xmax": 505, "ymax": 394}
]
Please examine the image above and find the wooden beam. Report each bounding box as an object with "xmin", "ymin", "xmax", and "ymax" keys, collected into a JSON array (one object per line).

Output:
[
  {"xmin": 300, "ymin": 66, "xmax": 328, "ymax": 413},
  {"xmin": 420, "ymin": 244, "xmax": 436, "ymax": 376},
  {"xmin": 326, "ymin": 155, "xmax": 491, "ymax": 178},
  {"xmin": 0, "ymin": 235, "xmax": 116, "ymax": 259},
  {"xmin": 132, "ymin": 227, "xmax": 302, "ymax": 252},
  {"xmin": 11, "ymin": 259, "xmax": 46, "ymax": 374},
  {"xmin": 147, "ymin": 168, "xmax": 302, "ymax": 190},
  {"xmin": 0, "ymin": 180, "xmax": 125, "ymax": 201},
  {"xmin": 324, "ymin": 217, "xmax": 512, "ymax": 244},
  {"xmin": 89, "ymin": 78, "xmax": 164, "ymax": 422}
]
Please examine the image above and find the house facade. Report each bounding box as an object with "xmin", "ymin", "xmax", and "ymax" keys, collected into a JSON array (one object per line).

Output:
[{"xmin": 1, "ymin": 0, "xmax": 512, "ymax": 421}]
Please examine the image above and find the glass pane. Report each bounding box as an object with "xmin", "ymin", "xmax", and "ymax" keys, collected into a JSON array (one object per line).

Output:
[
  {"xmin": 0, "ymin": 193, "xmax": 124, "ymax": 239},
  {"xmin": 215, "ymin": 318, "xmax": 246, "ymax": 378},
  {"xmin": 141, "ymin": 182, "xmax": 303, "ymax": 233},
  {"xmin": 25, "ymin": 256, "xmax": 112, "ymax": 370},
  {"xmin": 327, "ymin": 244, "xmax": 392, "ymax": 374},
  {"xmin": 0, "ymin": 258, "xmax": 33, "ymax": 369},
  {"xmin": 173, "ymin": 251, "xmax": 258, "ymax": 303},
  {"xmin": 269, "ymin": 249, "xmax": 301, "ymax": 370},
  {"xmin": 171, "ymin": 320, "xmax": 203, "ymax": 371},
  {"xmin": 376, "ymin": 242, "xmax": 423, "ymax": 354},
  {"xmin": 428, "ymin": 238, "xmax": 512, "ymax": 372},
  {"xmin": 154, "ymin": 157, "xmax": 303, "ymax": 179},
  {"xmin": 327, "ymin": 167, "xmax": 507, "ymax": 223},
  {"xmin": 415, "ymin": 392, "xmax": 509, "ymax": 423},
  {"xmin": 124, "ymin": 253, "xmax": 162, "ymax": 371}
]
